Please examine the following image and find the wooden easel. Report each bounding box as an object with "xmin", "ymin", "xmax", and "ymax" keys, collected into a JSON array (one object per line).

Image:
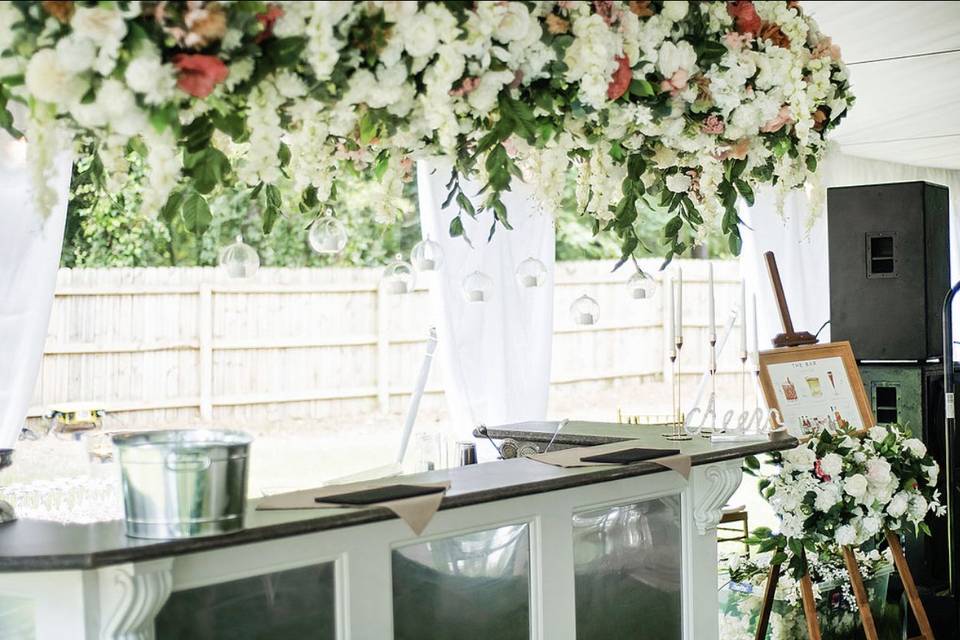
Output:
[{"xmin": 753, "ymin": 252, "xmax": 936, "ymax": 640}]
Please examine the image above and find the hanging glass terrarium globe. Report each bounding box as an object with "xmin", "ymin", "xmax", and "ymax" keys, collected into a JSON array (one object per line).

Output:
[
  {"xmin": 626, "ymin": 271, "xmax": 657, "ymax": 300},
  {"xmin": 570, "ymin": 294, "xmax": 600, "ymax": 325},
  {"xmin": 218, "ymin": 235, "xmax": 260, "ymax": 279},
  {"xmin": 382, "ymin": 255, "xmax": 416, "ymax": 294},
  {"xmin": 411, "ymin": 237, "xmax": 444, "ymax": 272},
  {"xmin": 515, "ymin": 257, "xmax": 547, "ymax": 289},
  {"xmin": 308, "ymin": 215, "xmax": 348, "ymax": 255},
  {"xmin": 462, "ymin": 270, "xmax": 494, "ymax": 303}
]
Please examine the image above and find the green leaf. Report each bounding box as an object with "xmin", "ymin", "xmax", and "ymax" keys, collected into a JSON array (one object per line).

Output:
[
  {"xmin": 735, "ymin": 179, "xmax": 755, "ymax": 207},
  {"xmin": 159, "ymin": 190, "xmax": 184, "ymax": 223},
  {"xmin": 728, "ymin": 231, "xmax": 743, "ymax": 255},
  {"xmin": 266, "ymin": 36, "xmax": 307, "ymax": 66},
  {"xmin": 181, "ymin": 193, "xmax": 212, "ymax": 233},
  {"xmin": 629, "ymin": 78, "xmax": 655, "ymax": 98},
  {"xmin": 264, "ymin": 183, "xmax": 282, "ymax": 209},
  {"xmin": 262, "ymin": 205, "xmax": 279, "ymax": 234},
  {"xmin": 449, "ymin": 216, "xmax": 464, "ymax": 238},
  {"xmin": 278, "ymin": 142, "xmax": 291, "ymax": 168},
  {"xmin": 744, "ymin": 455, "xmax": 760, "ymax": 470}
]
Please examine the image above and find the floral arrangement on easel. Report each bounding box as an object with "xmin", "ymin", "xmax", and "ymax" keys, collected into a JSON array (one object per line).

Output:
[
  {"xmin": 753, "ymin": 424, "xmax": 944, "ymax": 576},
  {"xmin": 0, "ymin": 1, "xmax": 853, "ymax": 260},
  {"xmin": 744, "ymin": 423, "xmax": 944, "ymax": 639}
]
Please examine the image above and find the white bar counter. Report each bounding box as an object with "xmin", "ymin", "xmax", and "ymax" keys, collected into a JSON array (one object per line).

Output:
[{"xmin": 0, "ymin": 426, "xmax": 795, "ymax": 640}]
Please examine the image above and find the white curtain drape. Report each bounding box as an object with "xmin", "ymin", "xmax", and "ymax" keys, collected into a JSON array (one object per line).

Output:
[
  {"xmin": 740, "ymin": 149, "xmax": 960, "ymax": 349},
  {"xmin": 417, "ymin": 159, "xmax": 555, "ymax": 451},
  {"xmin": 0, "ymin": 130, "xmax": 72, "ymax": 448}
]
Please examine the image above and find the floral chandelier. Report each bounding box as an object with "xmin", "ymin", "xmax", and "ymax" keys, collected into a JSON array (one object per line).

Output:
[{"xmin": 0, "ymin": 0, "xmax": 853, "ymax": 262}]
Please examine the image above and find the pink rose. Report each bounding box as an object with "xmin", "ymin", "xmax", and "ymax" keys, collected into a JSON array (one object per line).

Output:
[
  {"xmin": 760, "ymin": 105, "xmax": 794, "ymax": 133},
  {"xmin": 659, "ymin": 69, "xmax": 689, "ymax": 97},
  {"xmin": 607, "ymin": 55, "xmax": 632, "ymax": 101},
  {"xmin": 173, "ymin": 54, "xmax": 229, "ymax": 98},
  {"xmin": 727, "ymin": 1, "xmax": 761, "ymax": 36}
]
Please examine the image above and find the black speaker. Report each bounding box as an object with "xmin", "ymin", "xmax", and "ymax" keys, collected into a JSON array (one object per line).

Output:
[{"xmin": 828, "ymin": 181, "xmax": 950, "ymax": 361}]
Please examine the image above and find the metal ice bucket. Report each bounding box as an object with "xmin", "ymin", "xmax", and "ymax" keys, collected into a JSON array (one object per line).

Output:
[{"xmin": 113, "ymin": 429, "xmax": 252, "ymax": 539}]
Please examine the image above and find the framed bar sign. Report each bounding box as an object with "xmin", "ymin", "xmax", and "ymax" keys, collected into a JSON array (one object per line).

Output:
[{"xmin": 758, "ymin": 341, "xmax": 875, "ymax": 434}]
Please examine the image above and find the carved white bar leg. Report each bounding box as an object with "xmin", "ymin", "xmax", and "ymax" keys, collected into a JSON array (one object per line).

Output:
[
  {"xmin": 684, "ymin": 461, "xmax": 743, "ymax": 640},
  {"xmin": 93, "ymin": 559, "xmax": 173, "ymax": 640}
]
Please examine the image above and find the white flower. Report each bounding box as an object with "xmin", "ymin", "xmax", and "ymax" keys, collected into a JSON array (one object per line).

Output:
[
  {"xmin": 814, "ymin": 483, "xmax": 841, "ymax": 512},
  {"xmin": 908, "ymin": 495, "xmax": 928, "ymax": 523},
  {"xmin": 97, "ymin": 79, "xmax": 148, "ymax": 137},
  {"xmin": 55, "ymin": 35, "xmax": 96, "ymax": 74},
  {"xmin": 843, "ymin": 474, "xmax": 868, "ymax": 500},
  {"xmin": 71, "ymin": 6, "xmax": 127, "ymax": 44},
  {"xmin": 665, "ymin": 172, "xmax": 692, "ymax": 193},
  {"xmin": 401, "ymin": 12, "xmax": 440, "ymax": 59},
  {"xmin": 124, "ymin": 50, "xmax": 177, "ymax": 106},
  {"xmin": 835, "ymin": 524, "xmax": 856, "ymax": 546},
  {"xmin": 887, "ymin": 492, "xmax": 909, "ymax": 518},
  {"xmin": 782, "ymin": 445, "xmax": 816, "ymax": 468},
  {"xmin": 865, "ymin": 458, "xmax": 892, "ymax": 488},
  {"xmin": 274, "ymin": 71, "xmax": 308, "ymax": 100},
  {"xmin": 0, "ymin": 3, "xmax": 20, "ymax": 51},
  {"xmin": 25, "ymin": 49, "xmax": 86, "ymax": 107},
  {"xmin": 657, "ymin": 41, "xmax": 698, "ymax": 78},
  {"xmin": 867, "ymin": 426, "xmax": 888, "ymax": 443},
  {"xmin": 820, "ymin": 453, "xmax": 843, "ymax": 477},
  {"xmin": 861, "ymin": 515, "xmax": 881, "ymax": 537},
  {"xmin": 903, "ymin": 438, "xmax": 927, "ymax": 458},
  {"xmin": 492, "ymin": 3, "xmax": 532, "ymax": 43},
  {"xmin": 467, "ymin": 70, "xmax": 514, "ymax": 116},
  {"xmin": 924, "ymin": 464, "xmax": 939, "ymax": 486},
  {"xmin": 661, "ymin": 1, "xmax": 690, "ymax": 22}
]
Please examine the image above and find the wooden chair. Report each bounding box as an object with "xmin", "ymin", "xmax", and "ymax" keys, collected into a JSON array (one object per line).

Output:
[{"xmin": 718, "ymin": 504, "xmax": 750, "ymax": 555}]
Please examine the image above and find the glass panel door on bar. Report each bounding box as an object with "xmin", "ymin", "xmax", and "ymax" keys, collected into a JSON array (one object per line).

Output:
[
  {"xmin": 0, "ymin": 594, "xmax": 35, "ymax": 640},
  {"xmin": 572, "ymin": 496, "xmax": 683, "ymax": 640},
  {"xmin": 392, "ymin": 523, "xmax": 531, "ymax": 640},
  {"xmin": 155, "ymin": 562, "xmax": 336, "ymax": 640}
]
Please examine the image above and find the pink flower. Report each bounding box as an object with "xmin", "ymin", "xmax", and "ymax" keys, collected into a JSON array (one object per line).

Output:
[
  {"xmin": 760, "ymin": 105, "xmax": 794, "ymax": 133},
  {"xmin": 723, "ymin": 31, "xmax": 752, "ymax": 51},
  {"xmin": 727, "ymin": 1, "xmax": 761, "ymax": 36},
  {"xmin": 659, "ymin": 69, "xmax": 689, "ymax": 96},
  {"xmin": 814, "ymin": 459, "xmax": 832, "ymax": 482},
  {"xmin": 701, "ymin": 114, "xmax": 725, "ymax": 135},
  {"xmin": 719, "ymin": 138, "xmax": 750, "ymax": 161},
  {"xmin": 449, "ymin": 77, "xmax": 480, "ymax": 98},
  {"xmin": 256, "ymin": 5, "xmax": 284, "ymax": 44},
  {"xmin": 812, "ymin": 36, "xmax": 842, "ymax": 62},
  {"xmin": 607, "ymin": 55, "xmax": 632, "ymax": 100},
  {"xmin": 173, "ymin": 54, "xmax": 229, "ymax": 98}
]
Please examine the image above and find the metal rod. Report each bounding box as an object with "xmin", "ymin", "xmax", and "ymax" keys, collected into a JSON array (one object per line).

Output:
[{"xmin": 942, "ymin": 281, "xmax": 960, "ymax": 596}]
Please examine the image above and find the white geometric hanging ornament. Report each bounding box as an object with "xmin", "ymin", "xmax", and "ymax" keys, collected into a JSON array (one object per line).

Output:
[
  {"xmin": 462, "ymin": 270, "xmax": 494, "ymax": 303},
  {"xmin": 570, "ymin": 294, "xmax": 600, "ymax": 326},
  {"xmin": 626, "ymin": 270, "xmax": 658, "ymax": 300},
  {"xmin": 218, "ymin": 234, "xmax": 260, "ymax": 279},
  {"xmin": 515, "ymin": 257, "xmax": 547, "ymax": 289},
  {"xmin": 382, "ymin": 254, "xmax": 416, "ymax": 295},
  {"xmin": 411, "ymin": 237, "xmax": 444, "ymax": 272},
  {"xmin": 308, "ymin": 213, "xmax": 348, "ymax": 255}
]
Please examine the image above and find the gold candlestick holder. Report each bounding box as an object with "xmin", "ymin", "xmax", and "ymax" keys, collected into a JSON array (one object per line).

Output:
[{"xmin": 664, "ymin": 339, "xmax": 692, "ymax": 441}]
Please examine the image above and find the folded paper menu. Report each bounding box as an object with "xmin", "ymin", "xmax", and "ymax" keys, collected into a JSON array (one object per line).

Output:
[
  {"xmin": 528, "ymin": 439, "xmax": 691, "ymax": 479},
  {"xmin": 257, "ymin": 480, "xmax": 450, "ymax": 536}
]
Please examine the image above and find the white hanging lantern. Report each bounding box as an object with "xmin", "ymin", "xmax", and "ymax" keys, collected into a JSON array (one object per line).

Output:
[
  {"xmin": 411, "ymin": 237, "xmax": 444, "ymax": 272},
  {"xmin": 218, "ymin": 235, "xmax": 260, "ymax": 279},
  {"xmin": 626, "ymin": 271, "xmax": 657, "ymax": 300},
  {"xmin": 308, "ymin": 215, "xmax": 348, "ymax": 255},
  {"xmin": 462, "ymin": 270, "xmax": 494, "ymax": 303},
  {"xmin": 570, "ymin": 294, "xmax": 600, "ymax": 325},
  {"xmin": 382, "ymin": 255, "xmax": 416, "ymax": 294},
  {"xmin": 515, "ymin": 257, "xmax": 547, "ymax": 289}
]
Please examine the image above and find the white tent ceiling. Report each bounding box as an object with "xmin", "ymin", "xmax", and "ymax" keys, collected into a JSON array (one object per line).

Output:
[{"xmin": 805, "ymin": 1, "xmax": 960, "ymax": 170}]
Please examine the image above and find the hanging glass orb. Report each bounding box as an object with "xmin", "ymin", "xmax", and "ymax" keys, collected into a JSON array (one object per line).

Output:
[
  {"xmin": 515, "ymin": 257, "xmax": 547, "ymax": 289},
  {"xmin": 462, "ymin": 270, "xmax": 494, "ymax": 303},
  {"xmin": 570, "ymin": 294, "xmax": 600, "ymax": 325},
  {"xmin": 308, "ymin": 215, "xmax": 348, "ymax": 255},
  {"xmin": 218, "ymin": 235, "xmax": 260, "ymax": 279},
  {"xmin": 382, "ymin": 255, "xmax": 416, "ymax": 294},
  {"xmin": 626, "ymin": 271, "xmax": 657, "ymax": 300},
  {"xmin": 411, "ymin": 237, "xmax": 444, "ymax": 272}
]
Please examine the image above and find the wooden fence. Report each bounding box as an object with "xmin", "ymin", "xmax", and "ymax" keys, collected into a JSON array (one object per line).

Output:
[{"xmin": 27, "ymin": 259, "xmax": 747, "ymax": 426}]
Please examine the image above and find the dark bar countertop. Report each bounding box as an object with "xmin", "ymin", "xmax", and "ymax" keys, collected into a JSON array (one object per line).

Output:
[{"xmin": 0, "ymin": 423, "xmax": 795, "ymax": 572}]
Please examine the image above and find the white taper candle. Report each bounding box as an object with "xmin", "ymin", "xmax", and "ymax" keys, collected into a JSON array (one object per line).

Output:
[
  {"xmin": 708, "ymin": 262, "xmax": 716, "ymax": 343},
  {"xmin": 668, "ymin": 275, "xmax": 676, "ymax": 357},
  {"xmin": 739, "ymin": 280, "xmax": 747, "ymax": 356},
  {"xmin": 676, "ymin": 266, "xmax": 683, "ymax": 344}
]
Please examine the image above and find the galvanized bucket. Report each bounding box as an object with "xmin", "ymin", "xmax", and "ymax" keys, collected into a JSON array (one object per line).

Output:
[{"xmin": 112, "ymin": 429, "xmax": 252, "ymax": 539}]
